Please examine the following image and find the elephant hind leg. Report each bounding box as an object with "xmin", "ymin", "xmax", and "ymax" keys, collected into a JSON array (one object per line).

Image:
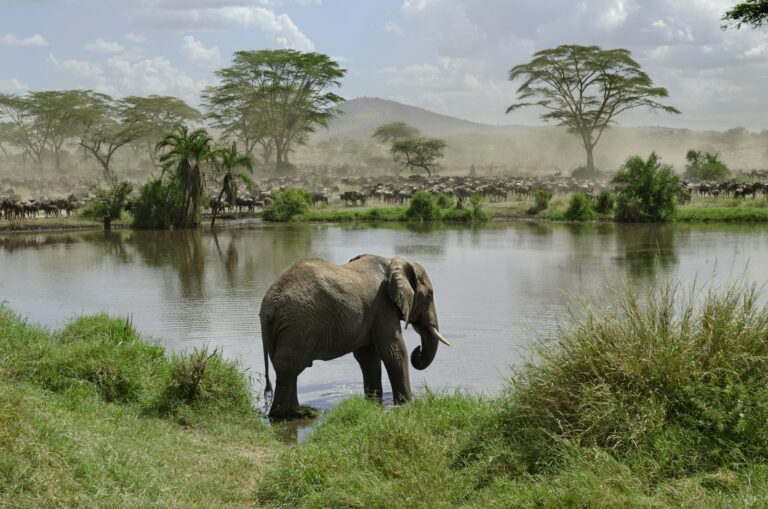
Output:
[
  {"xmin": 354, "ymin": 345, "xmax": 383, "ymax": 401},
  {"xmin": 269, "ymin": 370, "xmax": 301, "ymax": 420}
]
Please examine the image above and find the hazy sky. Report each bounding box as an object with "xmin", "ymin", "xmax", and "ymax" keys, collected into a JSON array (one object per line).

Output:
[{"xmin": 1, "ymin": 0, "xmax": 766, "ymax": 130}]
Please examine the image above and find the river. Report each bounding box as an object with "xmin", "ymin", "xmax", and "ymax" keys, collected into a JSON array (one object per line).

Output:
[{"xmin": 2, "ymin": 221, "xmax": 767, "ymax": 411}]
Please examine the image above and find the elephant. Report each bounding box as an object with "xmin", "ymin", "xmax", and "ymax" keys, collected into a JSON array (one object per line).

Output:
[{"xmin": 259, "ymin": 253, "xmax": 449, "ymax": 419}]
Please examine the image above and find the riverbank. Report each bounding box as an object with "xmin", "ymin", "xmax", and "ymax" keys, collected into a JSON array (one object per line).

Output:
[
  {"xmin": 4, "ymin": 283, "xmax": 768, "ymax": 507},
  {"xmin": 2, "ymin": 196, "xmax": 768, "ymax": 234}
]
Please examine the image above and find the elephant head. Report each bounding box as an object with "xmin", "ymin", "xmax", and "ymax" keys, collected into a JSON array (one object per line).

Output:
[{"xmin": 387, "ymin": 256, "xmax": 449, "ymax": 371}]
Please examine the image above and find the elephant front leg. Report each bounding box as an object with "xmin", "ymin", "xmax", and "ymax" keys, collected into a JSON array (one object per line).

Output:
[
  {"xmin": 354, "ymin": 345, "xmax": 383, "ymax": 401},
  {"xmin": 377, "ymin": 330, "xmax": 412, "ymax": 404}
]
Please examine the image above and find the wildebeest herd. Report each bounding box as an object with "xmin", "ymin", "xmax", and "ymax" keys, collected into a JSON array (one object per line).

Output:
[
  {"xmin": 0, "ymin": 195, "xmax": 85, "ymax": 220},
  {"xmin": 2, "ymin": 171, "xmax": 767, "ymax": 221}
]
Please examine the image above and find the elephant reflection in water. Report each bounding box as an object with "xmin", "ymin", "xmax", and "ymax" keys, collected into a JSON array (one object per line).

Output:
[{"xmin": 260, "ymin": 254, "xmax": 449, "ymax": 419}]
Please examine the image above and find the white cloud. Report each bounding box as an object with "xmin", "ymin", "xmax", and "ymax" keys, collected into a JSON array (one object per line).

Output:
[
  {"xmin": 0, "ymin": 33, "xmax": 48, "ymax": 47},
  {"xmin": 130, "ymin": 6, "xmax": 314, "ymax": 50},
  {"xmin": 0, "ymin": 78, "xmax": 27, "ymax": 93},
  {"xmin": 384, "ymin": 21, "xmax": 403, "ymax": 35},
  {"xmin": 84, "ymin": 38, "xmax": 126, "ymax": 54},
  {"xmin": 181, "ymin": 35, "xmax": 222, "ymax": 67},
  {"xmin": 123, "ymin": 32, "xmax": 146, "ymax": 44}
]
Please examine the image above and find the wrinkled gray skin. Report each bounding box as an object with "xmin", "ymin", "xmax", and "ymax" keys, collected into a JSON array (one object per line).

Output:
[{"xmin": 259, "ymin": 254, "xmax": 444, "ymax": 420}]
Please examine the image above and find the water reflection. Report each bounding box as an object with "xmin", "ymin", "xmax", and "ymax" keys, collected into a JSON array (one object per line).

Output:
[{"xmin": 2, "ymin": 222, "xmax": 768, "ymax": 408}]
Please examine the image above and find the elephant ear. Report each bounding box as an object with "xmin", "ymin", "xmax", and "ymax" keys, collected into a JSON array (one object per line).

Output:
[{"xmin": 387, "ymin": 257, "xmax": 415, "ymax": 324}]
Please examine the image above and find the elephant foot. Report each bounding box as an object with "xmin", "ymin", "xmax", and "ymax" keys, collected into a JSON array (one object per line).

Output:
[{"xmin": 268, "ymin": 404, "xmax": 318, "ymax": 421}]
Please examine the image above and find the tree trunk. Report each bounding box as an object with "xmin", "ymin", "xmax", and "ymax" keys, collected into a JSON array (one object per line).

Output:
[{"xmin": 585, "ymin": 144, "xmax": 595, "ymax": 175}]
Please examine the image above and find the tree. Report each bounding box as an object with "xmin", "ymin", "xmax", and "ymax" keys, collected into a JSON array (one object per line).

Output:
[
  {"xmin": 157, "ymin": 124, "xmax": 212, "ymax": 228},
  {"xmin": 723, "ymin": 0, "xmax": 768, "ymax": 28},
  {"xmin": 507, "ymin": 45, "xmax": 680, "ymax": 174},
  {"xmin": 0, "ymin": 93, "xmax": 49, "ymax": 168},
  {"xmin": 208, "ymin": 142, "xmax": 253, "ymax": 227},
  {"xmin": 74, "ymin": 92, "xmax": 141, "ymax": 178},
  {"xmin": 204, "ymin": 49, "xmax": 346, "ymax": 170},
  {"xmin": 613, "ymin": 152, "xmax": 679, "ymax": 222},
  {"xmin": 122, "ymin": 95, "xmax": 202, "ymax": 166},
  {"xmin": 391, "ymin": 138, "xmax": 446, "ymax": 177},
  {"xmin": 83, "ymin": 176, "xmax": 134, "ymax": 230},
  {"xmin": 371, "ymin": 122, "xmax": 420, "ymax": 144},
  {"xmin": 683, "ymin": 150, "xmax": 731, "ymax": 181}
]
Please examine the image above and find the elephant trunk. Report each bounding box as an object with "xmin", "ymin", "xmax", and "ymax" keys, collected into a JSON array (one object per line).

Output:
[{"xmin": 411, "ymin": 326, "xmax": 445, "ymax": 371}]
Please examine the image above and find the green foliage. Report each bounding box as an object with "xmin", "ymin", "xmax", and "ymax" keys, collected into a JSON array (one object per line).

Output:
[
  {"xmin": 434, "ymin": 192, "xmax": 453, "ymax": 208},
  {"xmin": 203, "ymin": 49, "xmax": 346, "ymax": 170},
  {"xmin": 564, "ymin": 192, "xmax": 597, "ymax": 221},
  {"xmin": 262, "ymin": 188, "xmax": 312, "ymax": 221},
  {"xmin": 527, "ymin": 188, "xmax": 553, "ymax": 214},
  {"xmin": 722, "ymin": 0, "xmax": 768, "ymax": 29},
  {"xmin": 405, "ymin": 191, "xmax": 441, "ymax": 221},
  {"xmin": 570, "ymin": 165, "xmax": 602, "ymax": 179},
  {"xmin": 613, "ymin": 152, "xmax": 680, "ymax": 222},
  {"xmin": 684, "ymin": 150, "xmax": 731, "ymax": 181},
  {"xmin": 132, "ymin": 177, "xmax": 184, "ymax": 229},
  {"xmin": 595, "ymin": 189, "xmax": 616, "ymax": 214},
  {"xmin": 80, "ymin": 177, "xmax": 134, "ymax": 221},
  {"xmin": 391, "ymin": 138, "xmax": 447, "ymax": 177}
]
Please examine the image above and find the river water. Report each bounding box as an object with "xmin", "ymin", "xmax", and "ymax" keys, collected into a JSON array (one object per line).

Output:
[{"xmin": 2, "ymin": 221, "xmax": 768, "ymax": 411}]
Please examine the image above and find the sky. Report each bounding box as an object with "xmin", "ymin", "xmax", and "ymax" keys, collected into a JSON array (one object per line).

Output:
[{"xmin": 0, "ymin": 0, "xmax": 766, "ymax": 131}]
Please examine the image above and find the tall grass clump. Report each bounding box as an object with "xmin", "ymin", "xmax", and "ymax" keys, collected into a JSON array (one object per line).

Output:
[
  {"xmin": 563, "ymin": 192, "xmax": 597, "ymax": 221},
  {"xmin": 527, "ymin": 188, "xmax": 553, "ymax": 215},
  {"xmin": 262, "ymin": 187, "xmax": 312, "ymax": 221},
  {"xmin": 487, "ymin": 282, "xmax": 768, "ymax": 478}
]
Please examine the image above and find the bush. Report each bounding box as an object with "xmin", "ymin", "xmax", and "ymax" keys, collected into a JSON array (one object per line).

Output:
[
  {"xmin": 595, "ymin": 189, "xmax": 616, "ymax": 214},
  {"xmin": 684, "ymin": 150, "xmax": 731, "ymax": 181},
  {"xmin": 262, "ymin": 188, "xmax": 311, "ymax": 221},
  {"xmin": 571, "ymin": 166, "xmax": 602, "ymax": 180},
  {"xmin": 613, "ymin": 153, "xmax": 679, "ymax": 222},
  {"xmin": 406, "ymin": 191, "xmax": 441, "ymax": 221},
  {"xmin": 564, "ymin": 192, "xmax": 597, "ymax": 221},
  {"xmin": 527, "ymin": 188, "xmax": 553, "ymax": 214},
  {"xmin": 434, "ymin": 192, "xmax": 453, "ymax": 209},
  {"xmin": 132, "ymin": 177, "xmax": 184, "ymax": 229},
  {"xmin": 79, "ymin": 177, "xmax": 134, "ymax": 221}
]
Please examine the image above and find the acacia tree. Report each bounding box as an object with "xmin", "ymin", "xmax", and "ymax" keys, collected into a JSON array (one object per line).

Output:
[
  {"xmin": 507, "ymin": 45, "xmax": 680, "ymax": 174},
  {"xmin": 74, "ymin": 92, "xmax": 141, "ymax": 178},
  {"xmin": 372, "ymin": 122, "xmax": 421, "ymax": 144},
  {"xmin": 0, "ymin": 93, "xmax": 50, "ymax": 168},
  {"xmin": 204, "ymin": 49, "xmax": 346, "ymax": 171},
  {"xmin": 391, "ymin": 138, "xmax": 446, "ymax": 177},
  {"xmin": 723, "ymin": 0, "xmax": 768, "ymax": 28},
  {"xmin": 122, "ymin": 95, "xmax": 202, "ymax": 166}
]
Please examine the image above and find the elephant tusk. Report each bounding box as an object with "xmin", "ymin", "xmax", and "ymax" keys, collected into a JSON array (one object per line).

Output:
[{"xmin": 431, "ymin": 327, "xmax": 451, "ymax": 347}]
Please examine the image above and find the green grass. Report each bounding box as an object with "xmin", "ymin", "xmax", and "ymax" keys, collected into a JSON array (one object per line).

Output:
[
  {"xmin": 676, "ymin": 206, "xmax": 768, "ymax": 222},
  {"xmin": 0, "ymin": 308, "xmax": 274, "ymax": 508},
  {"xmin": 298, "ymin": 206, "xmax": 408, "ymax": 222},
  {"xmin": 256, "ymin": 283, "xmax": 768, "ymax": 508},
  {"xmin": 0, "ymin": 215, "xmax": 129, "ymax": 232}
]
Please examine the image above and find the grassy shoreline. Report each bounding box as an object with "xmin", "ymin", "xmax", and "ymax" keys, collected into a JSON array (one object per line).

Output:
[{"xmin": 5, "ymin": 282, "xmax": 768, "ymax": 507}]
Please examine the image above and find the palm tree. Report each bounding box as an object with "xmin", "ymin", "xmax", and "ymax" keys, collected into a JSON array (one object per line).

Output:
[
  {"xmin": 208, "ymin": 142, "xmax": 254, "ymax": 227},
  {"xmin": 157, "ymin": 124, "xmax": 212, "ymax": 228}
]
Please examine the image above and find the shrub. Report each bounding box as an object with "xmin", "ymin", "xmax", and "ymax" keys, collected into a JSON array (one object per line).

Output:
[
  {"xmin": 684, "ymin": 150, "xmax": 731, "ymax": 181},
  {"xmin": 571, "ymin": 165, "xmax": 602, "ymax": 180},
  {"xmin": 527, "ymin": 188, "xmax": 553, "ymax": 214},
  {"xmin": 406, "ymin": 191, "xmax": 441, "ymax": 221},
  {"xmin": 132, "ymin": 177, "xmax": 184, "ymax": 230},
  {"xmin": 613, "ymin": 153, "xmax": 679, "ymax": 222},
  {"xmin": 434, "ymin": 192, "xmax": 453, "ymax": 209},
  {"xmin": 564, "ymin": 192, "xmax": 597, "ymax": 221},
  {"xmin": 79, "ymin": 177, "xmax": 134, "ymax": 221},
  {"xmin": 595, "ymin": 189, "xmax": 616, "ymax": 214},
  {"xmin": 262, "ymin": 188, "xmax": 311, "ymax": 221}
]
